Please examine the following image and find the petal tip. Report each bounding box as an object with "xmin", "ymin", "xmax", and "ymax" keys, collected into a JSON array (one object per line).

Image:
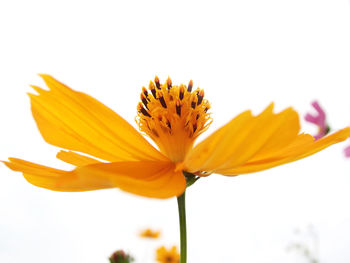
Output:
[
  {"xmin": 338, "ymin": 127, "xmax": 350, "ymax": 140},
  {"xmin": 38, "ymin": 73, "xmax": 50, "ymax": 79}
]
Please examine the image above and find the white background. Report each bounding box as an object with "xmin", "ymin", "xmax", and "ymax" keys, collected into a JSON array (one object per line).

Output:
[{"xmin": 1, "ymin": 0, "xmax": 350, "ymax": 262}]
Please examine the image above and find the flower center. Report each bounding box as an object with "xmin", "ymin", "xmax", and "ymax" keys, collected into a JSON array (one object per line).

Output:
[{"xmin": 136, "ymin": 76, "xmax": 212, "ymax": 162}]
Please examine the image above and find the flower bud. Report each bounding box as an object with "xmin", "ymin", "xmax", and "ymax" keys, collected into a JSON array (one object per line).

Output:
[{"xmin": 109, "ymin": 250, "xmax": 134, "ymax": 263}]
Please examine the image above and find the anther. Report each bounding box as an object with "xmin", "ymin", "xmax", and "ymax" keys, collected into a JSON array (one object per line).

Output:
[
  {"xmin": 137, "ymin": 102, "xmax": 151, "ymax": 117},
  {"xmin": 166, "ymin": 119, "xmax": 171, "ymax": 129},
  {"xmin": 154, "ymin": 76, "xmax": 161, "ymax": 89},
  {"xmin": 149, "ymin": 81, "xmax": 157, "ymax": 98},
  {"xmin": 193, "ymin": 123, "xmax": 198, "ymax": 133},
  {"xmin": 176, "ymin": 99, "xmax": 181, "ymax": 116},
  {"xmin": 142, "ymin": 87, "xmax": 148, "ymax": 97},
  {"xmin": 140, "ymin": 93, "xmax": 149, "ymax": 109},
  {"xmin": 179, "ymin": 85, "xmax": 185, "ymax": 100},
  {"xmin": 197, "ymin": 89, "xmax": 204, "ymax": 105},
  {"xmin": 157, "ymin": 91, "xmax": 167, "ymax": 108},
  {"xmin": 188, "ymin": 80, "xmax": 193, "ymax": 92},
  {"xmin": 166, "ymin": 77, "xmax": 172, "ymax": 89},
  {"xmin": 190, "ymin": 94, "xmax": 197, "ymax": 109}
]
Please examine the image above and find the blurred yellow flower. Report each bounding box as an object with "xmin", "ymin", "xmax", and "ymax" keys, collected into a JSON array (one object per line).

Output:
[
  {"xmin": 4, "ymin": 75, "xmax": 350, "ymax": 198},
  {"xmin": 139, "ymin": 228, "xmax": 160, "ymax": 239},
  {"xmin": 156, "ymin": 246, "xmax": 180, "ymax": 263}
]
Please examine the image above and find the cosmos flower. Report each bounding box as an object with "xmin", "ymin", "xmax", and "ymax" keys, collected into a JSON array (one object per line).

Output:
[
  {"xmin": 156, "ymin": 246, "xmax": 180, "ymax": 263},
  {"xmin": 3, "ymin": 75, "xmax": 350, "ymax": 198},
  {"xmin": 304, "ymin": 101, "xmax": 330, "ymax": 140}
]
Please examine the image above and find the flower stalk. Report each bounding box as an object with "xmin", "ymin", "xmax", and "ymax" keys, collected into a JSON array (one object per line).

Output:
[
  {"xmin": 177, "ymin": 191, "xmax": 187, "ymax": 263},
  {"xmin": 177, "ymin": 172, "xmax": 199, "ymax": 263}
]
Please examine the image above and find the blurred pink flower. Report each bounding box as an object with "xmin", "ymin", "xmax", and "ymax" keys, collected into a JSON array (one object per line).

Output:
[
  {"xmin": 305, "ymin": 101, "xmax": 330, "ymax": 140},
  {"xmin": 344, "ymin": 145, "xmax": 350, "ymax": 158}
]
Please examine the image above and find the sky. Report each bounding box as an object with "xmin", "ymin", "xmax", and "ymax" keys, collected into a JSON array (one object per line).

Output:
[{"xmin": 1, "ymin": 0, "xmax": 350, "ymax": 262}]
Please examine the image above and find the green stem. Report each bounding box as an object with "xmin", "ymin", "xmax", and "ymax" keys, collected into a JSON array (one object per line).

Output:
[{"xmin": 177, "ymin": 191, "xmax": 187, "ymax": 263}]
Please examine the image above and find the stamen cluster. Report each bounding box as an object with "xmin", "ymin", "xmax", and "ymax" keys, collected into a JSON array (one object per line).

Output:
[{"xmin": 136, "ymin": 76, "xmax": 211, "ymax": 162}]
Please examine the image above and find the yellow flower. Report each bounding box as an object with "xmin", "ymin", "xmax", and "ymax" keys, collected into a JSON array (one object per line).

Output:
[
  {"xmin": 3, "ymin": 75, "xmax": 350, "ymax": 198},
  {"xmin": 139, "ymin": 228, "xmax": 161, "ymax": 239},
  {"xmin": 156, "ymin": 246, "xmax": 180, "ymax": 263}
]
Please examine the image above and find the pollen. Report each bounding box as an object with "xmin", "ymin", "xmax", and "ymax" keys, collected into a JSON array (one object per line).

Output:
[{"xmin": 136, "ymin": 77, "xmax": 212, "ymax": 162}]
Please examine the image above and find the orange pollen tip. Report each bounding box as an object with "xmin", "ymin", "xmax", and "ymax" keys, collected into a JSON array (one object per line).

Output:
[
  {"xmin": 154, "ymin": 76, "xmax": 161, "ymax": 89},
  {"xmin": 149, "ymin": 81, "xmax": 155, "ymax": 89},
  {"xmin": 142, "ymin": 86, "xmax": 148, "ymax": 96},
  {"xmin": 136, "ymin": 77, "xmax": 212, "ymax": 162},
  {"xmin": 197, "ymin": 89, "xmax": 204, "ymax": 105},
  {"xmin": 188, "ymin": 80, "xmax": 193, "ymax": 92},
  {"xmin": 176, "ymin": 99, "xmax": 181, "ymax": 116},
  {"xmin": 179, "ymin": 85, "xmax": 185, "ymax": 100},
  {"xmin": 190, "ymin": 94, "xmax": 198, "ymax": 109},
  {"xmin": 157, "ymin": 90, "xmax": 163, "ymax": 97},
  {"xmin": 166, "ymin": 77, "xmax": 172, "ymax": 89},
  {"xmin": 149, "ymin": 81, "xmax": 157, "ymax": 98}
]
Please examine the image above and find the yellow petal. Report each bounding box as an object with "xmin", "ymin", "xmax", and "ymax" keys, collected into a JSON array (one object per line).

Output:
[
  {"xmin": 184, "ymin": 109, "xmax": 254, "ymax": 173},
  {"xmin": 185, "ymin": 104, "xmax": 301, "ymax": 173},
  {"xmin": 75, "ymin": 161, "xmax": 186, "ymax": 198},
  {"xmin": 3, "ymin": 158, "xmax": 113, "ymax": 191},
  {"xmin": 3, "ymin": 158, "xmax": 186, "ymax": 198},
  {"xmin": 29, "ymin": 74, "xmax": 167, "ymax": 162},
  {"xmin": 217, "ymin": 127, "xmax": 350, "ymax": 175},
  {"xmin": 56, "ymin": 150, "xmax": 101, "ymax": 166}
]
